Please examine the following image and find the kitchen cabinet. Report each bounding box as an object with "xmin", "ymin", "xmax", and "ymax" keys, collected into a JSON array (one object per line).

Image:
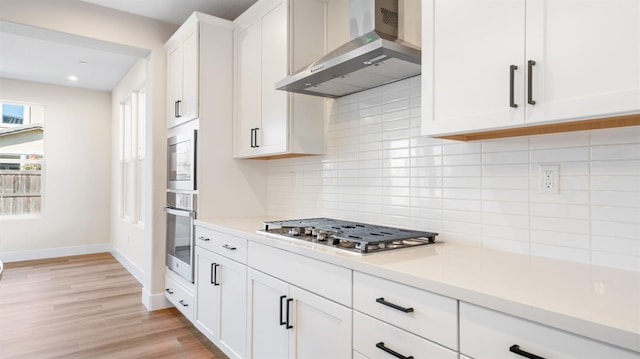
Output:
[
  {"xmin": 194, "ymin": 226, "xmax": 247, "ymax": 359},
  {"xmin": 246, "ymin": 241, "xmax": 353, "ymax": 358},
  {"xmin": 233, "ymin": 0, "xmax": 326, "ymax": 158},
  {"xmin": 165, "ymin": 12, "xmax": 235, "ymax": 129},
  {"xmin": 164, "ymin": 273, "xmax": 194, "ymax": 321},
  {"xmin": 353, "ymin": 312, "xmax": 458, "ymax": 359},
  {"xmin": 247, "ymin": 268, "xmax": 352, "ymax": 359},
  {"xmin": 353, "ymin": 271, "xmax": 458, "ymax": 351},
  {"xmin": 421, "ymin": 0, "xmax": 640, "ymax": 139},
  {"xmin": 459, "ymin": 302, "xmax": 639, "ymax": 359}
]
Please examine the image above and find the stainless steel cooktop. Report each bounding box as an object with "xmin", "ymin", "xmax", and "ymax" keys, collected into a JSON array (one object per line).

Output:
[{"xmin": 258, "ymin": 218, "xmax": 439, "ymax": 254}]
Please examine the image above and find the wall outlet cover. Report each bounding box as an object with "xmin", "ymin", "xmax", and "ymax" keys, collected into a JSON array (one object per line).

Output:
[{"xmin": 539, "ymin": 165, "xmax": 559, "ymax": 194}]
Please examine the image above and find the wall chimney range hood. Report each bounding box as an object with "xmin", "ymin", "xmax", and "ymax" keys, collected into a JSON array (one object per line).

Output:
[{"xmin": 275, "ymin": 0, "xmax": 421, "ymax": 99}]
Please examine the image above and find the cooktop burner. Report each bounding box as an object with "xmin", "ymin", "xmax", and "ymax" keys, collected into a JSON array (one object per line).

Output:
[{"xmin": 258, "ymin": 218, "xmax": 439, "ymax": 254}]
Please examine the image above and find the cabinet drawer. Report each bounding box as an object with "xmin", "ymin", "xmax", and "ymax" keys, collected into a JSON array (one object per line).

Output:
[
  {"xmin": 248, "ymin": 242, "xmax": 351, "ymax": 306},
  {"xmin": 353, "ymin": 311, "xmax": 458, "ymax": 359},
  {"xmin": 460, "ymin": 302, "xmax": 639, "ymax": 359},
  {"xmin": 195, "ymin": 226, "xmax": 247, "ymax": 264},
  {"xmin": 165, "ymin": 275, "xmax": 194, "ymax": 321},
  {"xmin": 353, "ymin": 271, "xmax": 458, "ymax": 350}
]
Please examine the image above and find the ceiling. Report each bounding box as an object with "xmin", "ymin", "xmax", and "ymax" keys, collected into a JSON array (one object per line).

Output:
[{"xmin": 0, "ymin": 0, "xmax": 257, "ymax": 91}]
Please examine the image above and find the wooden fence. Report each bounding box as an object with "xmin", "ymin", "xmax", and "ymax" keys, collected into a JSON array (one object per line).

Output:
[{"xmin": 0, "ymin": 170, "xmax": 42, "ymax": 216}]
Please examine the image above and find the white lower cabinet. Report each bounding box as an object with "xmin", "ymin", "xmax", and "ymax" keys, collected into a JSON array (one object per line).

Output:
[
  {"xmin": 353, "ymin": 312, "xmax": 458, "ymax": 359},
  {"xmin": 165, "ymin": 274, "xmax": 195, "ymax": 321},
  {"xmin": 460, "ymin": 302, "xmax": 639, "ymax": 359},
  {"xmin": 195, "ymin": 247, "xmax": 247, "ymax": 359},
  {"xmin": 247, "ymin": 268, "xmax": 352, "ymax": 359}
]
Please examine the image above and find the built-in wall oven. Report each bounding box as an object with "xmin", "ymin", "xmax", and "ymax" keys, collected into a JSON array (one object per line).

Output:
[
  {"xmin": 165, "ymin": 192, "xmax": 196, "ymax": 282},
  {"xmin": 167, "ymin": 129, "xmax": 197, "ymax": 191}
]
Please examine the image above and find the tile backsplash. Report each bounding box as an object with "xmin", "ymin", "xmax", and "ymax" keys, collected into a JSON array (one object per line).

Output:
[{"xmin": 266, "ymin": 76, "xmax": 640, "ymax": 272}]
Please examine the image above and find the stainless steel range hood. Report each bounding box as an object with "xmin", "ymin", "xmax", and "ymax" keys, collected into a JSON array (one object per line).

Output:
[{"xmin": 275, "ymin": 0, "xmax": 421, "ymax": 99}]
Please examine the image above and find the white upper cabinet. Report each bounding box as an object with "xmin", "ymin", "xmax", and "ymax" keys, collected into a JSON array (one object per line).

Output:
[
  {"xmin": 166, "ymin": 24, "xmax": 198, "ymax": 128},
  {"xmin": 233, "ymin": 0, "xmax": 326, "ymax": 159},
  {"xmin": 422, "ymin": 0, "xmax": 640, "ymax": 138}
]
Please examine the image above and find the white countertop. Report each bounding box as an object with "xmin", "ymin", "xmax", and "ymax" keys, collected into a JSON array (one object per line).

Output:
[{"xmin": 195, "ymin": 217, "xmax": 640, "ymax": 353}]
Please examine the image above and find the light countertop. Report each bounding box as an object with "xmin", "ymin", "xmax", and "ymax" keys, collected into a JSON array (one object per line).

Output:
[{"xmin": 195, "ymin": 217, "xmax": 640, "ymax": 353}]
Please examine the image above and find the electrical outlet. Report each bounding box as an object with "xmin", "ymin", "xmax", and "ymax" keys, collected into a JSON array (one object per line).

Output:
[{"xmin": 539, "ymin": 165, "xmax": 559, "ymax": 194}]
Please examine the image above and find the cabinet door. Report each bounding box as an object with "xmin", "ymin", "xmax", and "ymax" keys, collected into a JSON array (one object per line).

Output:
[
  {"xmin": 460, "ymin": 302, "xmax": 639, "ymax": 359},
  {"xmin": 235, "ymin": 23, "xmax": 261, "ymax": 157},
  {"xmin": 259, "ymin": 0, "xmax": 288, "ymax": 155},
  {"xmin": 167, "ymin": 44, "xmax": 183, "ymax": 128},
  {"xmin": 422, "ymin": 0, "xmax": 526, "ymax": 136},
  {"xmin": 218, "ymin": 255, "xmax": 247, "ymax": 359},
  {"xmin": 247, "ymin": 268, "xmax": 290, "ymax": 359},
  {"xmin": 525, "ymin": 0, "xmax": 640, "ymax": 124},
  {"xmin": 289, "ymin": 285, "xmax": 352, "ymax": 359},
  {"xmin": 195, "ymin": 248, "xmax": 221, "ymax": 340},
  {"xmin": 181, "ymin": 29, "xmax": 199, "ymax": 122}
]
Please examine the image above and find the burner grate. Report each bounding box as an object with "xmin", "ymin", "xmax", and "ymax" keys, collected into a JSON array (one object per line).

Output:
[{"xmin": 261, "ymin": 218, "xmax": 438, "ymax": 253}]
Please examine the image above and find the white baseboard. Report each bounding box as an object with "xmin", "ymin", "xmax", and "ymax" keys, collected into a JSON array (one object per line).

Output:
[
  {"xmin": 110, "ymin": 247, "xmax": 144, "ymax": 285},
  {"xmin": 142, "ymin": 287, "xmax": 172, "ymax": 311},
  {"xmin": 0, "ymin": 243, "xmax": 112, "ymax": 263}
]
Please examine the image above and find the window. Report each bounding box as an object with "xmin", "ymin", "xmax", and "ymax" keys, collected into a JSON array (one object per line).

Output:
[
  {"xmin": 0, "ymin": 101, "xmax": 45, "ymax": 217},
  {"xmin": 119, "ymin": 89, "xmax": 146, "ymax": 226}
]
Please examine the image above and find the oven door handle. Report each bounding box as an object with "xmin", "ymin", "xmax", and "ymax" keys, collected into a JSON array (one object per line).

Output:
[{"xmin": 164, "ymin": 207, "xmax": 195, "ymax": 217}]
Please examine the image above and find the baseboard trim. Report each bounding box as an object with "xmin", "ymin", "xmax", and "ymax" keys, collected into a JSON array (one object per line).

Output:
[
  {"xmin": 0, "ymin": 244, "xmax": 112, "ymax": 263},
  {"xmin": 110, "ymin": 247, "xmax": 144, "ymax": 285},
  {"xmin": 142, "ymin": 287, "xmax": 172, "ymax": 311}
]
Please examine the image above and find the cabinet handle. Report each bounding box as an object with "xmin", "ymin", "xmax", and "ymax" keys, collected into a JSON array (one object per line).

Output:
[
  {"xmin": 285, "ymin": 298, "xmax": 293, "ymax": 329},
  {"xmin": 279, "ymin": 295, "xmax": 287, "ymax": 326},
  {"xmin": 253, "ymin": 128, "xmax": 260, "ymax": 148},
  {"xmin": 222, "ymin": 244, "xmax": 237, "ymax": 251},
  {"xmin": 211, "ymin": 263, "xmax": 220, "ymax": 286},
  {"xmin": 527, "ymin": 60, "xmax": 536, "ymax": 105},
  {"xmin": 165, "ymin": 288, "xmax": 174, "ymax": 294},
  {"xmin": 376, "ymin": 342, "xmax": 413, "ymax": 359},
  {"xmin": 175, "ymin": 100, "xmax": 182, "ymax": 118},
  {"xmin": 250, "ymin": 128, "xmax": 255, "ymax": 148},
  {"xmin": 510, "ymin": 345, "xmax": 545, "ymax": 359},
  {"xmin": 178, "ymin": 299, "xmax": 189, "ymax": 307},
  {"xmin": 198, "ymin": 236, "xmax": 210, "ymax": 242},
  {"xmin": 509, "ymin": 65, "xmax": 518, "ymax": 108},
  {"xmin": 376, "ymin": 297, "xmax": 414, "ymax": 313}
]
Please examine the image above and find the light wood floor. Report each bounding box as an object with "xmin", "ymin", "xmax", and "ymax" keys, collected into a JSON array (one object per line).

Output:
[{"xmin": 0, "ymin": 253, "xmax": 228, "ymax": 359}]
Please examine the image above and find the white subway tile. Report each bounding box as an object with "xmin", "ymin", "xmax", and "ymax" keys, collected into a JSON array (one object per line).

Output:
[
  {"xmin": 482, "ymin": 200, "xmax": 529, "ymax": 215},
  {"xmin": 530, "ymin": 131, "xmax": 589, "ymax": 149},
  {"xmin": 591, "ymin": 160, "xmax": 640, "ymax": 175},
  {"xmin": 592, "ymin": 220, "xmax": 640, "ymax": 240},
  {"xmin": 591, "ymin": 190, "xmax": 640, "ymax": 207},
  {"xmin": 591, "ymin": 175, "xmax": 640, "ymax": 191},
  {"xmin": 443, "ymin": 165, "xmax": 482, "ymax": 177},
  {"xmin": 530, "ymin": 147, "xmax": 589, "ymax": 163},
  {"xmin": 530, "ymin": 217, "xmax": 589, "ymax": 234},
  {"xmin": 443, "ymin": 176, "xmax": 482, "ymax": 188},
  {"xmin": 443, "ymin": 153, "xmax": 482, "ymax": 166},
  {"xmin": 483, "ymin": 213, "xmax": 529, "ymax": 228},
  {"xmin": 530, "ymin": 203, "xmax": 590, "ymax": 219},
  {"xmin": 443, "ymin": 198, "xmax": 482, "ymax": 211},
  {"xmin": 591, "ymin": 205, "xmax": 640, "ymax": 223},
  {"xmin": 482, "ymin": 224, "xmax": 529, "ymax": 240},
  {"xmin": 443, "ymin": 209, "xmax": 482, "ymax": 224},
  {"xmin": 592, "ymin": 235, "xmax": 640, "ymax": 256},
  {"xmin": 481, "ymin": 138, "xmax": 530, "ymax": 152},
  {"xmin": 590, "ymin": 126, "xmax": 640, "ymax": 145},
  {"xmin": 443, "ymin": 142, "xmax": 482, "ymax": 155},
  {"xmin": 482, "ymin": 151, "xmax": 529, "ymax": 165},
  {"xmin": 443, "ymin": 188, "xmax": 482, "ymax": 200},
  {"xmin": 591, "ymin": 143, "xmax": 640, "ymax": 161},
  {"xmin": 483, "ymin": 237, "xmax": 530, "ymax": 255},
  {"xmin": 482, "ymin": 176, "xmax": 529, "ymax": 189},
  {"xmin": 531, "ymin": 230, "xmax": 589, "ymax": 249}
]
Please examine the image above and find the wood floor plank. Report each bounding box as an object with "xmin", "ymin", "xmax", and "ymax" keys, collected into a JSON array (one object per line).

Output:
[{"xmin": 0, "ymin": 253, "xmax": 228, "ymax": 359}]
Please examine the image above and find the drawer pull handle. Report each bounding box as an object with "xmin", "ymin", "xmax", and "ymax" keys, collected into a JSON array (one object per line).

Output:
[
  {"xmin": 376, "ymin": 342, "xmax": 413, "ymax": 359},
  {"xmin": 285, "ymin": 298, "xmax": 293, "ymax": 329},
  {"xmin": 509, "ymin": 344, "xmax": 545, "ymax": 359},
  {"xmin": 509, "ymin": 65, "xmax": 518, "ymax": 108},
  {"xmin": 198, "ymin": 236, "xmax": 210, "ymax": 241},
  {"xmin": 165, "ymin": 288, "xmax": 174, "ymax": 294},
  {"xmin": 376, "ymin": 297, "xmax": 414, "ymax": 313},
  {"xmin": 178, "ymin": 300, "xmax": 189, "ymax": 307},
  {"xmin": 222, "ymin": 244, "xmax": 237, "ymax": 251},
  {"xmin": 527, "ymin": 60, "xmax": 536, "ymax": 105},
  {"xmin": 279, "ymin": 295, "xmax": 287, "ymax": 326}
]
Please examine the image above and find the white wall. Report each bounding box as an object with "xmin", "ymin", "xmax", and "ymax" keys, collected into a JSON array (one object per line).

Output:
[
  {"xmin": 0, "ymin": 0, "xmax": 178, "ymax": 308},
  {"xmin": 267, "ymin": 76, "xmax": 640, "ymax": 272},
  {"xmin": 110, "ymin": 59, "xmax": 147, "ymax": 282},
  {"xmin": 0, "ymin": 78, "xmax": 111, "ymax": 258}
]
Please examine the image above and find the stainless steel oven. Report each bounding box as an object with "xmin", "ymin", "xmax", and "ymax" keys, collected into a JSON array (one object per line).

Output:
[
  {"xmin": 165, "ymin": 192, "xmax": 196, "ymax": 282},
  {"xmin": 167, "ymin": 129, "xmax": 197, "ymax": 190}
]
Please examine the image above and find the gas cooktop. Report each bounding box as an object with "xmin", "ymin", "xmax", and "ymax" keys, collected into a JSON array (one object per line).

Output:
[{"xmin": 257, "ymin": 218, "xmax": 439, "ymax": 254}]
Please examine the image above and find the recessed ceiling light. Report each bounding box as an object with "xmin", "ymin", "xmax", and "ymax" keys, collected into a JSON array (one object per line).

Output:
[{"xmin": 68, "ymin": 75, "xmax": 79, "ymax": 82}]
